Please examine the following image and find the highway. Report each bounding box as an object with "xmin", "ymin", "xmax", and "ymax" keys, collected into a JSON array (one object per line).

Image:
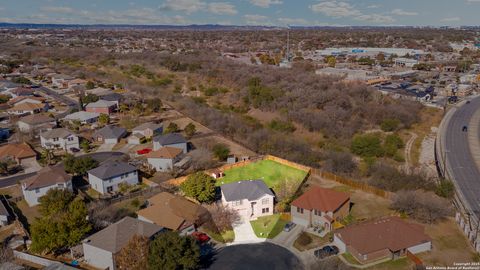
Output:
[{"xmin": 441, "ymin": 96, "xmax": 480, "ymax": 218}]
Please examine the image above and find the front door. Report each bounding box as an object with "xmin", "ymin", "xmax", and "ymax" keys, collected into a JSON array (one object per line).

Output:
[{"xmin": 107, "ymin": 186, "xmax": 113, "ymax": 193}]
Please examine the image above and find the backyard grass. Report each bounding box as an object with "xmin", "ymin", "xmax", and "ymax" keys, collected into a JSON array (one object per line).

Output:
[
  {"xmin": 218, "ymin": 159, "xmax": 308, "ymax": 192},
  {"xmin": 250, "ymin": 214, "xmax": 288, "ymax": 239},
  {"xmin": 203, "ymin": 228, "xmax": 234, "ymax": 243}
]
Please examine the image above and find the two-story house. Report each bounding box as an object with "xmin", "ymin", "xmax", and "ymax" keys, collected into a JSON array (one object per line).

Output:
[
  {"xmin": 220, "ymin": 180, "xmax": 275, "ymax": 220},
  {"xmin": 17, "ymin": 114, "xmax": 57, "ymax": 134},
  {"xmin": 87, "ymin": 161, "xmax": 138, "ymax": 194},
  {"xmin": 145, "ymin": 147, "xmax": 183, "ymax": 172},
  {"xmin": 290, "ymin": 186, "xmax": 350, "ymax": 232},
  {"xmin": 153, "ymin": 133, "xmax": 188, "ymax": 153},
  {"xmin": 40, "ymin": 128, "xmax": 80, "ymax": 152},
  {"xmin": 132, "ymin": 122, "xmax": 163, "ymax": 139},
  {"xmin": 21, "ymin": 166, "xmax": 73, "ymax": 206}
]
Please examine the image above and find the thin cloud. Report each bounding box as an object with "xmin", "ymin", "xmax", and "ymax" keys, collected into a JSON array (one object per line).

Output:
[
  {"xmin": 208, "ymin": 2, "xmax": 237, "ymax": 15},
  {"xmin": 391, "ymin": 9, "xmax": 418, "ymax": 16},
  {"xmin": 40, "ymin": 6, "xmax": 74, "ymax": 14},
  {"xmin": 249, "ymin": 0, "xmax": 283, "ymax": 8}
]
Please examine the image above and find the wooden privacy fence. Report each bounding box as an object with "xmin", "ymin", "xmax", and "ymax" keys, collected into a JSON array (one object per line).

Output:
[
  {"xmin": 264, "ymin": 155, "xmax": 311, "ymax": 173},
  {"xmin": 312, "ymin": 169, "xmax": 392, "ymax": 199},
  {"xmin": 406, "ymin": 250, "xmax": 424, "ymax": 267}
]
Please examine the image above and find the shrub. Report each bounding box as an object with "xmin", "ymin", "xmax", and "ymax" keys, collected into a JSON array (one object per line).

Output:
[
  {"xmin": 296, "ymin": 232, "xmax": 312, "ymax": 246},
  {"xmin": 380, "ymin": 118, "xmax": 401, "ymax": 132},
  {"xmin": 212, "ymin": 144, "xmax": 230, "ymax": 161},
  {"xmin": 268, "ymin": 119, "xmax": 296, "ymax": 133},
  {"xmin": 351, "ymin": 134, "xmax": 384, "ymax": 157}
]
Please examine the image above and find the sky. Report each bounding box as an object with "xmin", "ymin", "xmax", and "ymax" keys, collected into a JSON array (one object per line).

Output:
[{"xmin": 0, "ymin": 0, "xmax": 479, "ymax": 26}]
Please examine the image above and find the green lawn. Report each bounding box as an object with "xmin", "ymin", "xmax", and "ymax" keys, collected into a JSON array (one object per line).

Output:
[
  {"xmin": 250, "ymin": 214, "xmax": 288, "ymax": 239},
  {"xmin": 217, "ymin": 160, "xmax": 308, "ymax": 192},
  {"xmin": 203, "ymin": 228, "xmax": 234, "ymax": 243}
]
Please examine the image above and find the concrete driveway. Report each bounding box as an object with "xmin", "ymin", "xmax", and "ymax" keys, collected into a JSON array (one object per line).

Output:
[
  {"xmin": 96, "ymin": 143, "xmax": 115, "ymax": 152},
  {"xmin": 228, "ymin": 219, "xmax": 266, "ymax": 246},
  {"xmin": 269, "ymin": 224, "xmax": 303, "ymax": 247}
]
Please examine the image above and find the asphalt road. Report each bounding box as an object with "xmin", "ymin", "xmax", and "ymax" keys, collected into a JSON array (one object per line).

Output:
[
  {"xmin": 444, "ymin": 96, "xmax": 480, "ymax": 215},
  {"xmin": 208, "ymin": 243, "xmax": 302, "ymax": 270},
  {"xmin": 0, "ymin": 152, "xmax": 127, "ymax": 188},
  {"xmin": 37, "ymin": 86, "xmax": 79, "ymax": 119}
]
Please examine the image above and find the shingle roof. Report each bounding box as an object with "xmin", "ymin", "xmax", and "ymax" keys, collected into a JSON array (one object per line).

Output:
[
  {"xmin": 93, "ymin": 125, "xmax": 126, "ymax": 139},
  {"xmin": 335, "ymin": 216, "xmax": 431, "ymax": 254},
  {"xmin": 100, "ymin": 93, "xmax": 123, "ymax": 102},
  {"xmin": 64, "ymin": 111, "xmax": 100, "ymax": 122},
  {"xmin": 88, "ymin": 161, "xmax": 136, "ymax": 180},
  {"xmin": 153, "ymin": 133, "xmax": 186, "ymax": 145},
  {"xmin": 83, "ymin": 216, "xmax": 163, "ymax": 253},
  {"xmin": 145, "ymin": 146, "xmax": 183, "ymax": 159},
  {"xmin": 137, "ymin": 192, "xmax": 209, "ymax": 231},
  {"xmin": 9, "ymin": 102, "xmax": 45, "ymax": 111},
  {"xmin": 22, "ymin": 166, "xmax": 71, "ymax": 190},
  {"xmin": 18, "ymin": 114, "xmax": 55, "ymax": 125},
  {"xmin": 85, "ymin": 100, "xmax": 116, "ymax": 108},
  {"xmin": 41, "ymin": 128, "xmax": 76, "ymax": 140},
  {"xmin": 291, "ymin": 186, "xmax": 350, "ymax": 212},
  {"xmin": 133, "ymin": 122, "xmax": 163, "ymax": 132},
  {"xmin": 0, "ymin": 143, "xmax": 36, "ymax": 160},
  {"xmin": 221, "ymin": 180, "xmax": 274, "ymax": 202}
]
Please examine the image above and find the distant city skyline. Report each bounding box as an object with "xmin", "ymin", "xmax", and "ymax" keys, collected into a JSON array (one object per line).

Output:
[{"xmin": 0, "ymin": 0, "xmax": 479, "ymax": 26}]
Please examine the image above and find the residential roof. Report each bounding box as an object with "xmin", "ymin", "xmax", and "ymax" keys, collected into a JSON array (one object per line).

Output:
[
  {"xmin": 0, "ymin": 143, "xmax": 36, "ymax": 160},
  {"xmin": 22, "ymin": 166, "xmax": 71, "ymax": 190},
  {"xmin": 137, "ymin": 192, "xmax": 209, "ymax": 231},
  {"xmin": 18, "ymin": 114, "xmax": 55, "ymax": 125},
  {"xmin": 8, "ymin": 96, "xmax": 45, "ymax": 105},
  {"xmin": 9, "ymin": 102, "xmax": 45, "ymax": 112},
  {"xmin": 221, "ymin": 180, "xmax": 274, "ymax": 202},
  {"xmin": 291, "ymin": 186, "xmax": 350, "ymax": 212},
  {"xmin": 64, "ymin": 111, "xmax": 100, "ymax": 122},
  {"xmin": 153, "ymin": 133, "xmax": 186, "ymax": 145},
  {"xmin": 88, "ymin": 161, "xmax": 136, "ymax": 180},
  {"xmin": 83, "ymin": 216, "xmax": 163, "ymax": 254},
  {"xmin": 133, "ymin": 122, "xmax": 163, "ymax": 132},
  {"xmin": 41, "ymin": 128, "xmax": 76, "ymax": 140},
  {"xmin": 11, "ymin": 88, "xmax": 34, "ymax": 96},
  {"xmin": 85, "ymin": 100, "xmax": 116, "ymax": 108},
  {"xmin": 335, "ymin": 216, "xmax": 431, "ymax": 254},
  {"xmin": 100, "ymin": 93, "xmax": 123, "ymax": 102},
  {"xmin": 93, "ymin": 125, "xmax": 126, "ymax": 140},
  {"xmin": 145, "ymin": 146, "xmax": 183, "ymax": 159}
]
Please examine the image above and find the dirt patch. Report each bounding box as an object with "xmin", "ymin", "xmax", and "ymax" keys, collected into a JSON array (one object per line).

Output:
[
  {"xmin": 247, "ymin": 109, "xmax": 281, "ymax": 124},
  {"xmin": 0, "ymin": 185, "xmax": 22, "ymax": 198},
  {"xmin": 191, "ymin": 135, "xmax": 256, "ymax": 157}
]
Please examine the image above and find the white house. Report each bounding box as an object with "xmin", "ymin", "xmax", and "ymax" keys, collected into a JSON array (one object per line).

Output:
[
  {"xmin": 145, "ymin": 146, "xmax": 183, "ymax": 172},
  {"xmin": 40, "ymin": 128, "xmax": 80, "ymax": 152},
  {"xmin": 63, "ymin": 111, "xmax": 100, "ymax": 125},
  {"xmin": 220, "ymin": 180, "xmax": 275, "ymax": 220},
  {"xmin": 87, "ymin": 161, "xmax": 138, "ymax": 194},
  {"xmin": 21, "ymin": 166, "xmax": 73, "ymax": 206}
]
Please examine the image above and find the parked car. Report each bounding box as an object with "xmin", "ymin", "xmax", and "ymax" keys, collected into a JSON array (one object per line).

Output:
[
  {"xmin": 137, "ymin": 148, "xmax": 152, "ymax": 155},
  {"xmin": 463, "ymin": 125, "xmax": 468, "ymax": 132},
  {"xmin": 191, "ymin": 232, "xmax": 210, "ymax": 244},
  {"xmin": 283, "ymin": 222, "xmax": 296, "ymax": 232},
  {"xmin": 314, "ymin": 245, "xmax": 339, "ymax": 259}
]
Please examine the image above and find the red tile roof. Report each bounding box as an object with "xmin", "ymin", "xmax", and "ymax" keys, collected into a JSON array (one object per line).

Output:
[
  {"xmin": 291, "ymin": 186, "xmax": 350, "ymax": 212},
  {"xmin": 335, "ymin": 216, "xmax": 431, "ymax": 254}
]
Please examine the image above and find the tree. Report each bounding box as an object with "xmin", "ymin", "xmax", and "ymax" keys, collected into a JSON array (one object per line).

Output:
[
  {"xmin": 383, "ymin": 134, "xmax": 404, "ymax": 157},
  {"xmin": 351, "ymin": 134, "xmax": 384, "ymax": 158},
  {"xmin": 380, "ymin": 118, "xmax": 400, "ymax": 132},
  {"xmin": 435, "ymin": 180, "xmax": 455, "ymax": 198},
  {"xmin": 30, "ymin": 189, "xmax": 91, "ymax": 254},
  {"xmin": 204, "ymin": 203, "xmax": 240, "ymax": 233},
  {"xmin": 212, "ymin": 144, "xmax": 230, "ymax": 161},
  {"xmin": 184, "ymin": 122, "xmax": 196, "ymax": 138},
  {"xmin": 80, "ymin": 139, "xmax": 91, "ymax": 153},
  {"xmin": 81, "ymin": 93, "xmax": 99, "ymax": 104},
  {"xmin": 180, "ymin": 172, "xmax": 216, "ymax": 203},
  {"xmin": 325, "ymin": 56, "xmax": 336, "ymax": 67},
  {"xmin": 12, "ymin": 77, "xmax": 31, "ymax": 85},
  {"xmin": 0, "ymin": 94, "xmax": 10, "ymax": 104},
  {"xmin": 63, "ymin": 154, "xmax": 99, "ymax": 176},
  {"xmin": 40, "ymin": 148, "xmax": 55, "ymax": 165},
  {"xmin": 98, "ymin": 114, "xmax": 110, "ymax": 125},
  {"xmin": 116, "ymin": 235, "xmax": 149, "ymax": 270},
  {"xmin": 119, "ymin": 104, "xmax": 129, "ymax": 114},
  {"xmin": 85, "ymin": 81, "xmax": 95, "ymax": 90},
  {"xmin": 391, "ymin": 190, "xmax": 453, "ymax": 223},
  {"xmin": 146, "ymin": 98, "xmax": 163, "ymax": 113},
  {"xmin": 164, "ymin": 122, "xmax": 179, "ymax": 134},
  {"xmin": 148, "ymin": 231, "xmax": 200, "ymax": 270}
]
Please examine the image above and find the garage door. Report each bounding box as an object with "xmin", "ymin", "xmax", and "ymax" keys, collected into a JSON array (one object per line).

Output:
[{"xmin": 292, "ymin": 216, "xmax": 309, "ymax": 227}]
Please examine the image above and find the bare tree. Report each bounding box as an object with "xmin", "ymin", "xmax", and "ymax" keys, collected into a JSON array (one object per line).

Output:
[
  {"xmin": 391, "ymin": 190, "xmax": 453, "ymax": 223},
  {"xmin": 189, "ymin": 148, "xmax": 217, "ymax": 171},
  {"xmin": 204, "ymin": 203, "xmax": 241, "ymax": 233},
  {"xmin": 116, "ymin": 235, "xmax": 149, "ymax": 270}
]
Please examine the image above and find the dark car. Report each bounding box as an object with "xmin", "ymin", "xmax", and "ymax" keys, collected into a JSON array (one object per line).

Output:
[
  {"xmin": 463, "ymin": 125, "xmax": 468, "ymax": 132},
  {"xmin": 314, "ymin": 245, "xmax": 339, "ymax": 259},
  {"xmin": 283, "ymin": 222, "xmax": 297, "ymax": 232},
  {"xmin": 467, "ymin": 100, "xmax": 471, "ymax": 104}
]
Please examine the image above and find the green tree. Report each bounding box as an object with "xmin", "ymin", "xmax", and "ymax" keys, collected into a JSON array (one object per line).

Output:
[
  {"xmin": 40, "ymin": 149, "xmax": 55, "ymax": 165},
  {"xmin": 146, "ymin": 98, "xmax": 163, "ymax": 113},
  {"xmin": 85, "ymin": 81, "xmax": 95, "ymax": 90},
  {"xmin": 180, "ymin": 172, "xmax": 216, "ymax": 203},
  {"xmin": 30, "ymin": 189, "xmax": 91, "ymax": 254},
  {"xmin": 184, "ymin": 123, "xmax": 196, "ymax": 138},
  {"xmin": 81, "ymin": 93, "xmax": 99, "ymax": 104},
  {"xmin": 80, "ymin": 140, "xmax": 91, "ymax": 153},
  {"xmin": 119, "ymin": 104, "xmax": 129, "ymax": 114},
  {"xmin": 383, "ymin": 134, "xmax": 404, "ymax": 157},
  {"xmin": 325, "ymin": 56, "xmax": 336, "ymax": 67},
  {"xmin": 380, "ymin": 118, "xmax": 401, "ymax": 132},
  {"xmin": 351, "ymin": 134, "xmax": 384, "ymax": 158},
  {"xmin": 164, "ymin": 122, "xmax": 179, "ymax": 134},
  {"xmin": 435, "ymin": 180, "xmax": 455, "ymax": 198},
  {"xmin": 212, "ymin": 144, "xmax": 230, "ymax": 161},
  {"xmin": 63, "ymin": 154, "xmax": 99, "ymax": 176},
  {"xmin": 0, "ymin": 94, "xmax": 10, "ymax": 104},
  {"xmin": 148, "ymin": 231, "xmax": 200, "ymax": 270},
  {"xmin": 12, "ymin": 77, "xmax": 31, "ymax": 85},
  {"xmin": 98, "ymin": 114, "xmax": 110, "ymax": 125}
]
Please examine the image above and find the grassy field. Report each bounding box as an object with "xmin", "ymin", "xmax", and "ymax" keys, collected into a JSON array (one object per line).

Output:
[
  {"xmin": 217, "ymin": 159, "xmax": 308, "ymax": 191},
  {"xmin": 250, "ymin": 214, "xmax": 288, "ymax": 239},
  {"xmin": 202, "ymin": 228, "xmax": 234, "ymax": 243}
]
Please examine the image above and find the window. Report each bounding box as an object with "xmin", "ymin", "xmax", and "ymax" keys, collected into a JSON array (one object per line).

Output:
[
  {"xmin": 314, "ymin": 210, "xmax": 321, "ymax": 216},
  {"xmin": 233, "ymin": 200, "xmax": 242, "ymax": 206},
  {"xmin": 35, "ymin": 188, "xmax": 40, "ymax": 193},
  {"xmin": 297, "ymin": 207, "xmax": 304, "ymax": 214},
  {"xmin": 58, "ymin": 183, "xmax": 64, "ymax": 188},
  {"xmin": 67, "ymin": 137, "xmax": 74, "ymax": 141},
  {"xmin": 53, "ymin": 137, "xmax": 59, "ymax": 142},
  {"xmin": 261, "ymin": 198, "xmax": 269, "ymax": 205},
  {"xmin": 262, "ymin": 208, "xmax": 269, "ymax": 214}
]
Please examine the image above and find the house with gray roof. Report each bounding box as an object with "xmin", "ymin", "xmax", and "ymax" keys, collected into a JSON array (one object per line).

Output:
[
  {"xmin": 87, "ymin": 161, "xmax": 138, "ymax": 194},
  {"xmin": 17, "ymin": 114, "xmax": 56, "ymax": 133},
  {"xmin": 132, "ymin": 122, "xmax": 163, "ymax": 139},
  {"xmin": 40, "ymin": 128, "xmax": 79, "ymax": 152},
  {"xmin": 83, "ymin": 216, "xmax": 163, "ymax": 270},
  {"xmin": 21, "ymin": 166, "xmax": 73, "ymax": 206},
  {"xmin": 153, "ymin": 133, "xmax": 187, "ymax": 153},
  {"xmin": 93, "ymin": 125, "xmax": 127, "ymax": 144},
  {"xmin": 220, "ymin": 180, "xmax": 275, "ymax": 220},
  {"xmin": 63, "ymin": 111, "xmax": 100, "ymax": 125}
]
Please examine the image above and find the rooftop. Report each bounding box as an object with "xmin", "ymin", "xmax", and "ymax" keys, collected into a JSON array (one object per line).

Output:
[
  {"xmin": 221, "ymin": 180, "xmax": 274, "ymax": 202},
  {"xmin": 18, "ymin": 114, "xmax": 55, "ymax": 125},
  {"xmin": 153, "ymin": 133, "xmax": 186, "ymax": 145},
  {"xmin": 291, "ymin": 186, "xmax": 350, "ymax": 212},
  {"xmin": 22, "ymin": 166, "xmax": 71, "ymax": 191},
  {"xmin": 64, "ymin": 111, "xmax": 100, "ymax": 122},
  {"xmin": 0, "ymin": 143, "xmax": 36, "ymax": 160},
  {"xmin": 88, "ymin": 161, "xmax": 136, "ymax": 180},
  {"xmin": 94, "ymin": 125, "xmax": 126, "ymax": 139},
  {"xmin": 85, "ymin": 99, "xmax": 116, "ymax": 108},
  {"xmin": 145, "ymin": 146, "xmax": 183, "ymax": 159},
  {"xmin": 41, "ymin": 128, "xmax": 76, "ymax": 140},
  {"xmin": 133, "ymin": 122, "xmax": 163, "ymax": 132}
]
